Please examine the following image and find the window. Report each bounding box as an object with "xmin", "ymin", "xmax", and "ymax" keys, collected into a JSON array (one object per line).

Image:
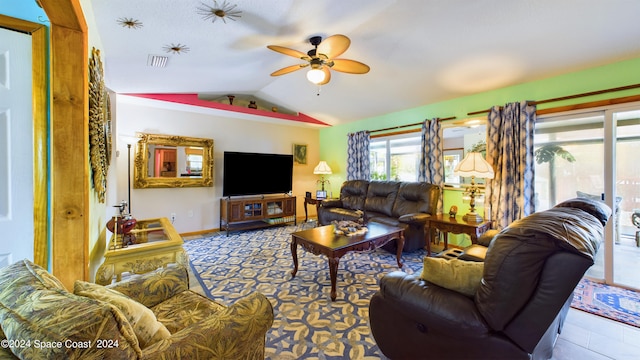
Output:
[
  {"xmin": 370, "ymin": 124, "xmax": 487, "ymax": 182},
  {"xmin": 184, "ymin": 147, "xmax": 203, "ymax": 174},
  {"xmin": 443, "ymin": 149, "xmax": 464, "ymax": 184},
  {"xmin": 187, "ymin": 154, "xmax": 202, "ymax": 172},
  {"xmin": 534, "ymin": 112, "xmax": 605, "ymax": 210},
  {"xmin": 370, "ymin": 134, "xmax": 421, "ymax": 181}
]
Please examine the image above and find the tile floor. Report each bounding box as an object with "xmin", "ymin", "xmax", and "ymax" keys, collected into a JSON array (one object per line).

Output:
[
  {"xmin": 586, "ymin": 232, "xmax": 640, "ymax": 290},
  {"xmin": 553, "ymin": 308, "xmax": 640, "ymax": 360},
  {"xmin": 554, "ymin": 233, "xmax": 640, "ymax": 359},
  {"xmin": 185, "ymin": 231, "xmax": 640, "ymax": 360},
  {"xmin": 187, "ymin": 259, "xmax": 640, "ymax": 359}
]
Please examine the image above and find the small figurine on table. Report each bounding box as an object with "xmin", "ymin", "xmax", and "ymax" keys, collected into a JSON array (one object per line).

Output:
[{"xmin": 449, "ymin": 205, "xmax": 458, "ymax": 218}]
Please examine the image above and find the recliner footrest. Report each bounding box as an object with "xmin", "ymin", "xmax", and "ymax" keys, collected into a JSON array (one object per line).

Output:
[{"xmin": 437, "ymin": 248, "xmax": 464, "ymax": 260}]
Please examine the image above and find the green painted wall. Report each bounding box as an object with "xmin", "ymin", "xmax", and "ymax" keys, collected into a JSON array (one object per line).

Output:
[
  {"xmin": 441, "ymin": 188, "xmax": 484, "ymax": 247},
  {"xmin": 321, "ymin": 57, "xmax": 640, "ymax": 189},
  {"xmin": 319, "ymin": 56, "xmax": 640, "ymax": 222},
  {"xmin": 320, "ymin": 56, "xmax": 640, "ymax": 246}
]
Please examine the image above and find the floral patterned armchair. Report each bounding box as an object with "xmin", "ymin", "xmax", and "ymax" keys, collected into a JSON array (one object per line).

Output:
[{"xmin": 0, "ymin": 259, "xmax": 274, "ymax": 359}]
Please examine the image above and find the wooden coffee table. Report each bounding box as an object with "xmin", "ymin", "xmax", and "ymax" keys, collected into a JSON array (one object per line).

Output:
[{"xmin": 290, "ymin": 222, "xmax": 405, "ymax": 301}]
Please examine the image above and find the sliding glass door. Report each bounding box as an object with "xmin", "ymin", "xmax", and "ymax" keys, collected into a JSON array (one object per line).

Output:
[
  {"xmin": 534, "ymin": 103, "xmax": 640, "ymax": 290},
  {"xmin": 612, "ymin": 108, "xmax": 640, "ymax": 289}
]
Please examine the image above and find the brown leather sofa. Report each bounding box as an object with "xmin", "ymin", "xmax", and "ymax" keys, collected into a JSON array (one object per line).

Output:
[
  {"xmin": 369, "ymin": 197, "xmax": 611, "ymax": 359},
  {"xmin": 318, "ymin": 180, "xmax": 440, "ymax": 252}
]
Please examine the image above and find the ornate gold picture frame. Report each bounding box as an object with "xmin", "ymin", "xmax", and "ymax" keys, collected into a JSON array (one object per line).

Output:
[{"xmin": 134, "ymin": 133, "xmax": 214, "ymax": 188}]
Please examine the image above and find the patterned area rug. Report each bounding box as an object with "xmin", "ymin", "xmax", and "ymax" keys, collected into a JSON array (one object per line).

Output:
[
  {"xmin": 571, "ymin": 277, "xmax": 640, "ymax": 328},
  {"xmin": 183, "ymin": 223, "xmax": 426, "ymax": 360}
]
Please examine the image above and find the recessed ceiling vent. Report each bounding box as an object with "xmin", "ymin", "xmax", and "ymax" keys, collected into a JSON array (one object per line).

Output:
[{"xmin": 147, "ymin": 55, "xmax": 168, "ymax": 68}]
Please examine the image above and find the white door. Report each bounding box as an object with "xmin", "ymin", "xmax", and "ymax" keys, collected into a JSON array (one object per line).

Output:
[{"xmin": 0, "ymin": 27, "xmax": 34, "ymax": 267}]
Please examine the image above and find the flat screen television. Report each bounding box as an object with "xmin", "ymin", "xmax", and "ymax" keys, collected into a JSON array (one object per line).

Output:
[{"xmin": 223, "ymin": 151, "xmax": 293, "ymax": 197}]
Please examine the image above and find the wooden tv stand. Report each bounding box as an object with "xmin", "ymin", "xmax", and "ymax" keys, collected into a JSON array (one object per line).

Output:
[{"xmin": 220, "ymin": 195, "xmax": 296, "ymax": 236}]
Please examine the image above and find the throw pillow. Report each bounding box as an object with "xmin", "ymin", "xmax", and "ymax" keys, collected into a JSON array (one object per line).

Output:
[
  {"xmin": 420, "ymin": 257, "xmax": 484, "ymax": 297},
  {"xmin": 74, "ymin": 281, "xmax": 171, "ymax": 348}
]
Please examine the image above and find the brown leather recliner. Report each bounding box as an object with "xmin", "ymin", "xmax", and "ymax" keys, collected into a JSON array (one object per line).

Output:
[
  {"xmin": 318, "ymin": 180, "xmax": 440, "ymax": 252},
  {"xmin": 369, "ymin": 197, "xmax": 611, "ymax": 359}
]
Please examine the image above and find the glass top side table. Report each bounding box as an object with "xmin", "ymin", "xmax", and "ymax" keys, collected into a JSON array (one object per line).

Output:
[{"xmin": 96, "ymin": 217, "xmax": 188, "ymax": 285}]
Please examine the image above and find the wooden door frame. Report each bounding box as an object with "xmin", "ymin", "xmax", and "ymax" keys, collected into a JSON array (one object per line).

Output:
[{"xmin": 38, "ymin": 0, "xmax": 90, "ymax": 287}]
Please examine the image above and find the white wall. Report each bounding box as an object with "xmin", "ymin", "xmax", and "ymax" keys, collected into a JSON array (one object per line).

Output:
[{"xmin": 113, "ymin": 95, "xmax": 322, "ymax": 233}]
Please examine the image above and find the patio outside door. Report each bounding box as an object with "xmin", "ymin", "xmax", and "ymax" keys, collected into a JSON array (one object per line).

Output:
[
  {"xmin": 611, "ymin": 107, "xmax": 640, "ymax": 289},
  {"xmin": 534, "ymin": 104, "xmax": 640, "ymax": 290}
]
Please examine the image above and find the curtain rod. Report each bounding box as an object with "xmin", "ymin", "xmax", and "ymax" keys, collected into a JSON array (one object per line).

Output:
[
  {"xmin": 369, "ymin": 116, "xmax": 456, "ymax": 134},
  {"xmin": 466, "ymin": 83, "xmax": 640, "ymax": 116}
]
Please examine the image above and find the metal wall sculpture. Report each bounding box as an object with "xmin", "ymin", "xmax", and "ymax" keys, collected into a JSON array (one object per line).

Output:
[{"xmin": 89, "ymin": 47, "xmax": 110, "ymax": 202}]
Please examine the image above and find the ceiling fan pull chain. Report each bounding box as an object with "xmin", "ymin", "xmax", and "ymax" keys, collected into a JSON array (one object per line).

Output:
[{"xmin": 317, "ymin": 86, "xmax": 322, "ymax": 96}]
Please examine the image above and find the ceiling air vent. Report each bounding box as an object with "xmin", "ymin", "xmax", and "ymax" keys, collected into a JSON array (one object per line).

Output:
[{"xmin": 147, "ymin": 55, "xmax": 168, "ymax": 68}]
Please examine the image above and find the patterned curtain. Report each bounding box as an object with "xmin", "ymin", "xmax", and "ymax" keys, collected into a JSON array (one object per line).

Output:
[
  {"xmin": 346, "ymin": 131, "xmax": 370, "ymax": 181},
  {"xmin": 418, "ymin": 118, "xmax": 443, "ymax": 214},
  {"xmin": 486, "ymin": 101, "xmax": 536, "ymax": 229}
]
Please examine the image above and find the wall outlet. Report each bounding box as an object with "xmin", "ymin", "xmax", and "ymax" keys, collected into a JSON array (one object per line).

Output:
[
  {"xmin": 170, "ymin": 212, "xmax": 176, "ymax": 222},
  {"xmin": 187, "ymin": 210, "xmax": 194, "ymax": 218}
]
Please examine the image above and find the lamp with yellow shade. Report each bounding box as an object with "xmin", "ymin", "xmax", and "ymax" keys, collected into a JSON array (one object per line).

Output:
[
  {"xmin": 313, "ymin": 161, "xmax": 332, "ymax": 192},
  {"xmin": 453, "ymin": 152, "xmax": 494, "ymax": 222}
]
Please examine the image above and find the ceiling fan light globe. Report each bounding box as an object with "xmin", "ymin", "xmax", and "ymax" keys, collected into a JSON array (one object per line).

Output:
[{"xmin": 307, "ymin": 69, "xmax": 326, "ymax": 84}]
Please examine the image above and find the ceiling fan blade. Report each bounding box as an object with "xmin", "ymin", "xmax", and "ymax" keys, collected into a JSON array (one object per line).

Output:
[
  {"xmin": 330, "ymin": 59, "xmax": 370, "ymax": 74},
  {"xmin": 267, "ymin": 45, "xmax": 308, "ymax": 59},
  {"xmin": 317, "ymin": 34, "xmax": 351, "ymax": 59},
  {"xmin": 318, "ymin": 67, "xmax": 331, "ymax": 85},
  {"xmin": 270, "ymin": 64, "xmax": 308, "ymax": 76}
]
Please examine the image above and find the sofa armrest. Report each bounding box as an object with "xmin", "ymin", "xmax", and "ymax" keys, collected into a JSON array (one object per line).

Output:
[
  {"xmin": 321, "ymin": 199, "xmax": 343, "ymax": 208},
  {"xmin": 142, "ymin": 292, "xmax": 274, "ymax": 359},
  {"xmin": 398, "ymin": 213, "xmax": 431, "ymax": 225},
  {"xmin": 378, "ymin": 271, "xmax": 489, "ymax": 337},
  {"xmin": 107, "ymin": 266, "xmax": 190, "ymax": 308}
]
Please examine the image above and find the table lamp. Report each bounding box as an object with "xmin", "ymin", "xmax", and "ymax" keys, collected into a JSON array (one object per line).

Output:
[
  {"xmin": 313, "ymin": 161, "xmax": 332, "ymax": 191},
  {"xmin": 453, "ymin": 152, "xmax": 494, "ymax": 222}
]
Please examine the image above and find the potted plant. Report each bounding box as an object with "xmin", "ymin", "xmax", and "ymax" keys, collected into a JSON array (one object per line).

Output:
[{"xmin": 534, "ymin": 144, "xmax": 575, "ymax": 205}]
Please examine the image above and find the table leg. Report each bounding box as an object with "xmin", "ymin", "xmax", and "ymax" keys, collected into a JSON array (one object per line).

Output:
[
  {"xmin": 443, "ymin": 231, "xmax": 449, "ymax": 250},
  {"xmin": 425, "ymin": 227, "xmax": 432, "ymax": 257},
  {"xmin": 328, "ymin": 256, "xmax": 339, "ymax": 301},
  {"xmin": 470, "ymin": 233, "xmax": 478, "ymax": 244},
  {"xmin": 396, "ymin": 232, "xmax": 404, "ymax": 268},
  {"xmin": 291, "ymin": 237, "xmax": 299, "ymax": 277},
  {"xmin": 315, "ymin": 203, "xmax": 322, "ymax": 226},
  {"xmin": 303, "ymin": 200, "xmax": 309, "ymax": 222}
]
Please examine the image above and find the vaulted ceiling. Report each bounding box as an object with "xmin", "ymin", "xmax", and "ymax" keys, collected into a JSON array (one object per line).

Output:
[{"xmin": 90, "ymin": 0, "xmax": 640, "ymax": 126}]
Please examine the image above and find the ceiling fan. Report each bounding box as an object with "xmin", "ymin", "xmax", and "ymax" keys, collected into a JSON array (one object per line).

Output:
[{"xmin": 267, "ymin": 34, "xmax": 370, "ymax": 85}]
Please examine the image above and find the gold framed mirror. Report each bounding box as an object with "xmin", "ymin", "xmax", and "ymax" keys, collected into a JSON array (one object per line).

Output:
[{"xmin": 134, "ymin": 133, "xmax": 214, "ymax": 188}]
